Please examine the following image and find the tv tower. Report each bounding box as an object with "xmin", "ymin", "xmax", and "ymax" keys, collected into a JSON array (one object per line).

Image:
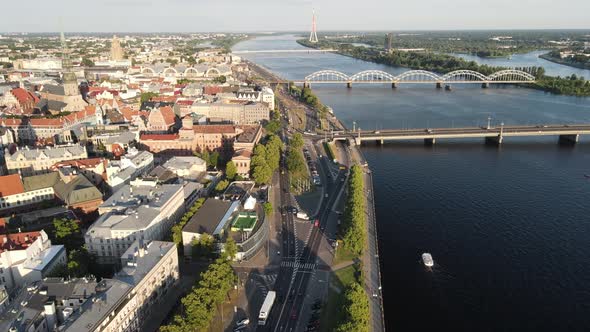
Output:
[{"xmin": 309, "ymin": 9, "xmax": 318, "ymax": 43}]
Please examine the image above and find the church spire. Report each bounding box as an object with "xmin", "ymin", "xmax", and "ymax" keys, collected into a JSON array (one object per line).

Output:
[{"xmin": 60, "ymin": 31, "xmax": 79, "ymax": 97}]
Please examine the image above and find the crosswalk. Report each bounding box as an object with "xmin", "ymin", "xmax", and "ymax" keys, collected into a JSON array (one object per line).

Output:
[{"xmin": 281, "ymin": 261, "xmax": 317, "ymax": 270}]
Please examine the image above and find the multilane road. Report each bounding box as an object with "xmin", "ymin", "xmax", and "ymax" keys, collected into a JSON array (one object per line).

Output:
[{"xmin": 265, "ymin": 159, "xmax": 346, "ymax": 331}]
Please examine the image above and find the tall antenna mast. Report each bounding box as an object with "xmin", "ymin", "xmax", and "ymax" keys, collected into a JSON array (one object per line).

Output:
[{"xmin": 309, "ymin": 9, "xmax": 318, "ymax": 43}]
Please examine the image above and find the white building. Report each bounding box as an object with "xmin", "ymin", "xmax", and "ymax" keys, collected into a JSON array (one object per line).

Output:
[
  {"xmin": 162, "ymin": 156, "xmax": 206, "ymax": 178},
  {"xmin": 5, "ymin": 144, "xmax": 88, "ymax": 176},
  {"xmin": 105, "ymin": 148, "xmax": 154, "ymax": 190},
  {"xmin": 0, "ymin": 230, "xmax": 66, "ymax": 291},
  {"xmin": 85, "ymin": 180, "xmax": 184, "ymax": 264},
  {"xmin": 0, "ymin": 240, "xmax": 178, "ymax": 332}
]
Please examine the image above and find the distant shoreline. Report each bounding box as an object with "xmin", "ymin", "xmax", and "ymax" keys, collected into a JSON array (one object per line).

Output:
[{"xmin": 538, "ymin": 53, "xmax": 590, "ymax": 72}]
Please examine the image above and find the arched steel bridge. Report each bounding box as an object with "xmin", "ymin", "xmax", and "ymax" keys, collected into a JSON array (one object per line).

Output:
[{"xmin": 294, "ymin": 69, "xmax": 536, "ymax": 86}]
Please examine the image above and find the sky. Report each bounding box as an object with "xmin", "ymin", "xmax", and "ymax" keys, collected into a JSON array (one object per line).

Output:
[{"xmin": 2, "ymin": 0, "xmax": 590, "ymax": 33}]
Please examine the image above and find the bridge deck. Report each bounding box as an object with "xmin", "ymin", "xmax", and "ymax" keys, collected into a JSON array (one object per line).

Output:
[{"xmin": 332, "ymin": 125, "xmax": 590, "ymax": 141}]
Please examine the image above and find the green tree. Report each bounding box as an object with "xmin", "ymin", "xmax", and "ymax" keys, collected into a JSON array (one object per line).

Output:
[
  {"xmin": 213, "ymin": 75, "xmax": 227, "ymax": 84},
  {"xmin": 67, "ymin": 249, "xmax": 91, "ymax": 277},
  {"xmin": 252, "ymin": 164, "xmax": 272, "ymax": 185},
  {"xmin": 265, "ymin": 119, "xmax": 281, "ymax": 134},
  {"xmin": 223, "ymin": 237, "xmax": 238, "ymax": 261},
  {"xmin": 215, "ymin": 179, "xmax": 229, "ymax": 192},
  {"xmin": 225, "ymin": 161, "xmax": 237, "ymax": 180},
  {"xmin": 210, "ymin": 151, "xmax": 220, "ymax": 169},
  {"xmin": 81, "ymin": 58, "xmax": 95, "ymax": 67},
  {"xmin": 192, "ymin": 233, "xmax": 215, "ymax": 259},
  {"xmin": 140, "ymin": 92, "xmax": 158, "ymax": 103},
  {"xmin": 52, "ymin": 218, "xmax": 81, "ymax": 250},
  {"xmin": 171, "ymin": 198, "xmax": 205, "ymax": 251},
  {"xmin": 263, "ymin": 202, "xmax": 273, "ymax": 216},
  {"xmin": 201, "ymin": 149, "xmax": 211, "ymax": 167},
  {"xmin": 290, "ymin": 133, "xmax": 304, "ymax": 150}
]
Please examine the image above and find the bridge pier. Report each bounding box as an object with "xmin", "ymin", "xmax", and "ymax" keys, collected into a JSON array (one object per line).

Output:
[
  {"xmin": 424, "ymin": 138, "xmax": 436, "ymax": 146},
  {"xmin": 559, "ymin": 134, "xmax": 579, "ymax": 145},
  {"xmin": 482, "ymin": 82, "xmax": 489, "ymax": 89},
  {"xmin": 485, "ymin": 135, "xmax": 503, "ymax": 146},
  {"xmin": 347, "ymin": 81, "xmax": 352, "ymax": 89},
  {"xmin": 436, "ymin": 82, "xmax": 443, "ymax": 89}
]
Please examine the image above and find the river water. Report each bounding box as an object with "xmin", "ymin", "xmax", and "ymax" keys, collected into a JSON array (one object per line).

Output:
[
  {"xmin": 233, "ymin": 35, "xmax": 590, "ymax": 332},
  {"xmin": 452, "ymin": 50, "xmax": 590, "ymax": 79}
]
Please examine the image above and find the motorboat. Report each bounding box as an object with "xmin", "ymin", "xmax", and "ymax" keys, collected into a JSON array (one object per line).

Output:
[{"xmin": 422, "ymin": 253, "xmax": 434, "ymax": 267}]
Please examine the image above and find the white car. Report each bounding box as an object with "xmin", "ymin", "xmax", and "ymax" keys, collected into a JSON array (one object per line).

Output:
[{"xmin": 236, "ymin": 318, "xmax": 250, "ymax": 327}]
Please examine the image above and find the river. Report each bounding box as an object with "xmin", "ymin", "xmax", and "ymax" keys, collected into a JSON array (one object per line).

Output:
[
  {"xmin": 233, "ymin": 35, "xmax": 590, "ymax": 332},
  {"xmin": 451, "ymin": 50, "xmax": 590, "ymax": 79}
]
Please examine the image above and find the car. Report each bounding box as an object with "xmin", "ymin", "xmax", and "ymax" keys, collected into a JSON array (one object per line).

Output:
[
  {"xmin": 291, "ymin": 309, "xmax": 298, "ymax": 320},
  {"xmin": 314, "ymin": 219, "xmax": 320, "ymax": 227},
  {"xmin": 236, "ymin": 318, "xmax": 250, "ymax": 327},
  {"xmin": 234, "ymin": 326, "xmax": 247, "ymax": 332},
  {"xmin": 374, "ymin": 130, "xmax": 380, "ymax": 134}
]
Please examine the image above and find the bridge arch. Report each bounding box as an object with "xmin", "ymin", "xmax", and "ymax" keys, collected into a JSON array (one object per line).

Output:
[
  {"xmin": 350, "ymin": 70, "xmax": 396, "ymax": 82},
  {"xmin": 304, "ymin": 70, "xmax": 350, "ymax": 82},
  {"xmin": 442, "ymin": 70, "xmax": 488, "ymax": 82},
  {"xmin": 184, "ymin": 67, "xmax": 200, "ymax": 77},
  {"xmin": 395, "ymin": 70, "xmax": 441, "ymax": 82},
  {"xmin": 141, "ymin": 67, "xmax": 156, "ymax": 75},
  {"xmin": 488, "ymin": 70, "xmax": 536, "ymax": 82},
  {"xmin": 163, "ymin": 67, "xmax": 178, "ymax": 77},
  {"xmin": 205, "ymin": 67, "xmax": 221, "ymax": 77}
]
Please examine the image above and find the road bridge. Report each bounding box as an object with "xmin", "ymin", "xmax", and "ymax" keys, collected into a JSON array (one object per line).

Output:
[
  {"xmin": 330, "ymin": 124, "xmax": 590, "ymax": 146},
  {"xmin": 232, "ymin": 49, "xmax": 336, "ymax": 54}
]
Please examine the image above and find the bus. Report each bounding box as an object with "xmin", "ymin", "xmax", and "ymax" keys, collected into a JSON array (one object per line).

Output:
[{"xmin": 258, "ymin": 291, "xmax": 277, "ymax": 326}]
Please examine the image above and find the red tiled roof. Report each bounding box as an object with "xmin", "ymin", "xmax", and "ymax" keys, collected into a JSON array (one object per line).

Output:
[
  {"xmin": 1, "ymin": 118, "xmax": 23, "ymax": 126},
  {"xmin": 51, "ymin": 158, "xmax": 105, "ymax": 170},
  {"xmin": 175, "ymin": 99, "xmax": 194, "ymax": 106},
  {"xmin": 0, "ymin": 174, "xmax": 24, "ymax": 197},
  {"xmin": 193, "ymin": 125, "xmax": 237, "ymax": 134},
  {"xmin": 152, "ymin": 95, "xmax": 177, "ymax": 103},
  {"xmin": 29, "ymin": 118, "xmax": 64, "ymax": 127},
  {"xmin": 11, "ymin": 88, "xmax": 39, "ymax": 105},
  {"xmin": 159, "ymin": 106, "xmax": 176, "ymax": 126},
  {"xmin": 140, "ymin": 133, "xmax": 179, "ymax": 140},
  {"xmin": 0, "ymin": 231, "xmax": 42, "ymax": 253}
]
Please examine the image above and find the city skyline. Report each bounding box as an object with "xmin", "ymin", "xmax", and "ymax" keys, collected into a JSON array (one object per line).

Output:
[{"xmin": 2, "ymin": 0, "xmax": 590, "ymax": 32}]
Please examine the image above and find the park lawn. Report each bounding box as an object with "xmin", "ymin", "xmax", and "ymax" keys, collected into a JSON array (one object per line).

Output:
[
  {"xmin": 233, "ymin": 215, "xmax": 257, "ymax": 229},
  {"xmin": 333, "ymin": 242, "xmax": 358, "ymax": 265},
  {"xmin": 320, "ymin": 265, "xmax": 358, "ymax": 332}
]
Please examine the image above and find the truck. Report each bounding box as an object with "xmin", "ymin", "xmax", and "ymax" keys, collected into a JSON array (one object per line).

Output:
[{"xmin": 258, "ymin": 291, "xmax": 277, "ymax": 326}]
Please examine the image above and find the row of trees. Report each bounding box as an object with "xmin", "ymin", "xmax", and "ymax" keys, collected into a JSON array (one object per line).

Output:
[
  {"xmin": 335, "ymin": 165, "xmax": 370, "ymax": 331},
  {"xmin": 160, "ymin": 258, "xmax": 237, "ymax": 332},
  {"xmin": 171, "ymin": 198, "xmax": 206, "ymax": 250},
  {"xmin": 285, "ymin": 133, "xmax": 308, "ymax": 192},
  {"xmin": 342, "ymin": 165, "xmax": 366, "ymax": 256},
  {"xmin": 250, "ymin": 134, "xmax": 284, "ymax": 185},
  {"xmin": 335, "ymin": 281, "xmax": 370, "ymax": 332}
]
